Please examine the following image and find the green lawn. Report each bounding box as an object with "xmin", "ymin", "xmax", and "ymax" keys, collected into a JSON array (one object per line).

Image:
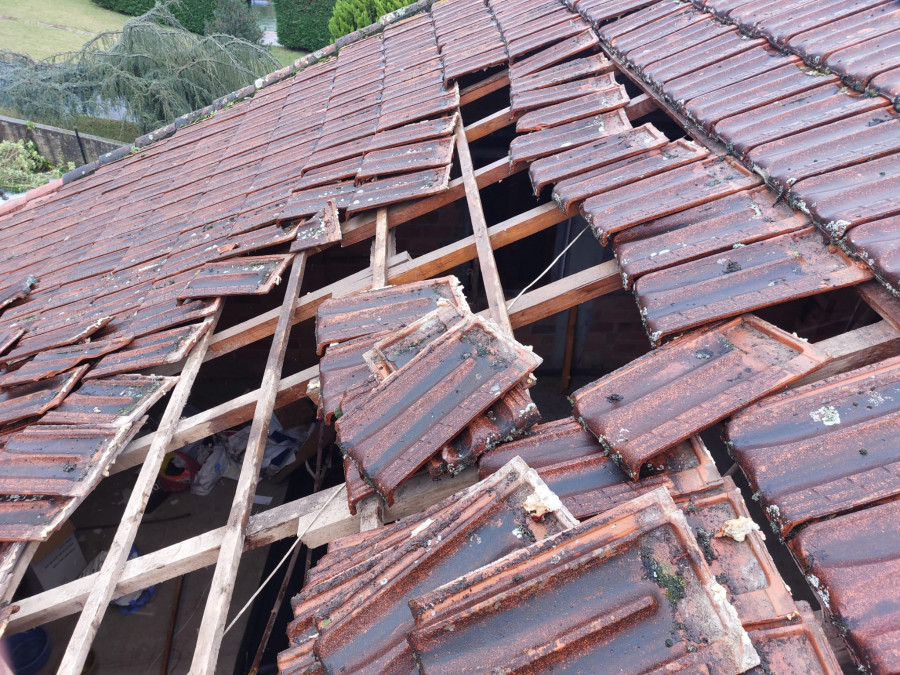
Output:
[{"xmin": 0, "ymin": 0, "xmax": 126, "ymax": 60}]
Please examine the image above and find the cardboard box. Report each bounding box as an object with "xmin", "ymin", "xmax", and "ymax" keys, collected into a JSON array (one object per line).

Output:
[{"xmin": 27, "ymin": 520, "xmax": 86, "ymax": 591}]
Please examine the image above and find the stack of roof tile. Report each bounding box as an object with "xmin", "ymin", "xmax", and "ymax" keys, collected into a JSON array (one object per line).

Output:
[
  {"xmin": 316, "ymin": 277, "xmax": 542, "ymax": 511},
  {"xmin": 281, "ymin": 460, "xmax": 782, "ymax": 674}
]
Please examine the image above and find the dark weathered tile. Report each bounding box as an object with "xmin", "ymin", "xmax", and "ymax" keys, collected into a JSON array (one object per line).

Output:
[
  {"xmin": 582, "ymin": 157, "xmax": 760, "ymax": 245},
  {"xmin": 791, "ymin": 499, "xmax": 900, "ymax": 674},
  {"xmin": 338, "ymin": 316, "xmax": 541, "ymax": 503},
  {"xmin": 315, "ymin": 276, "xmax": 469, "ymax": 354},
  {"xmin": 571, "ymin": 315, "xmax": 830, "ymax": 476},
  {"xmin": 614, "ymin": 186, "xmax": 806, "ymax": 287},
  {"xmin": 634, "ymin": 228, "xmax": 873, "ymax": 342},
  {"xmin": 728, "ymin": 355, "xmax": 900, "ymax": 534},
  {"xmin": 306, "ymin": 457, "xmax": 577, "ymax": 674},
  {"xmin": 408, "ymin": 487, "xmax": 759, "ymax": 673}
]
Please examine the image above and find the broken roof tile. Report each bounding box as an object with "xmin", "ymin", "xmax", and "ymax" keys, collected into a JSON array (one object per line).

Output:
[
  {"xmin": 571, "ymin": 315, "xmax": 830, "ymax": 477},
  {"xmin": 3, "ymin": 316, "xmax": 113, "ymax": 363},
  {"xmin": 212, "ymin": 223, "xmax": 301, "ymax": 261},
  {"xmin": 305, "ymin": 457, "xmax": 577, "ymax": 673},
  {"xmin": 515, "ymin": 84, "xmax": 630, "ymax": 132},
  {"xmin": 318, "ymin": 331, "xmax": 389, "ymax": 422},
  {"xmin": 0, "ymin": 495, "xmax": 74, "ymax": 542},
  {"xmin": 681, "ymin": 478, "xmax": 797, "ymax": 628},
  {"xmin": 528, "ymin": 123, "xmax": 668, "ymax": 193},
  {"xmin": 439, "ymin": 384, "xmax": 540, "ymax": 474},
  {"xmin": 614, "ymin": 186, "xmax": 806, "ymax": 287},
  {"xmin": 39, "ymin": 374, "xmax": 176, "ymax": 426},
  {"xmin": 0, "ymin": 422, "xmax": 141, "ymax": 498},
  {"xmin": 407, "ymin": 487, "xmax": 759, "ymax": 673},
  {"xmin": 315, "ymin": 276, "xmax": 468, "ymax": 354},
  {"xmin": 791, "ymin": 498, "xmax": 900, "ymax": 674},
  {"xmin": 0, "ymin": 328, "xmax": 24, "ymax": 358},
  {"xmin": 177, "ymin": 254, "xmax": 293, "ymax": 300},
  {"xmin": 634, "ymin": 227, "xmax": 873, "ymax": 342},
  {"xmin": 338, "ymin": 316, "xmax": 541, "ymax": 504},
  {"xmin": 552, "ymin": 138, "xmax": 709, "ymax": 215},
  {"xmin": 480, "ymin": 420, "xmax": 721, "ymax": 520},
  {"xmin": 509, "ymin": 109, "xmax": 631, "ymax": 167},
  {"xmin": 0, "ymin": 366, "xmax": 88, "ymax": 427},
  {"xmin": 727, "ymin": 355, "xmax": 900, "ymax": 535},
  {"xmin": 0, "ymin": 335, "xmax": 133, "ymax": 388},
  {"xmin": 583, "ymin": 157, "xmax": 760, "ymax": 245},
  {"xmin": 86, "ymin": 322, "xmax": 210, "ymax": 379},
  {"xmin": 478, "ymin": 417, "xmax": 604, "ymax": 476},
  {"xmin": 746, "ymin": 602, "xmax": 842, "ymax": 675},
  {"xmin": 290, "ymin": 201, "xmax": 342, "ymax": 254},
  {"xmin": 123, "ymin": 297, "xmax": 220, "ymax": 340},
  {"xmin": 0, "ymin": 276, "xmax": 38, "ymax": 315}
]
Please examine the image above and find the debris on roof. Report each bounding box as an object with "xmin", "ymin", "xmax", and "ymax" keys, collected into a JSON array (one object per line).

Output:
[{"xmin": 336, "ymin": 306, "xmax": 541, "ymax": 505}]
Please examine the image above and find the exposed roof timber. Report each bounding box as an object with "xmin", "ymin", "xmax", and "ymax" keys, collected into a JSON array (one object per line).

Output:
[
  {"xmin": 207, "ymin": 199, "xmax": 570, "ymax": 365},
  {"xmin": 118, "ymin": 261, "xmax": 623, "ymax": 478},
  {"xmin": 57, "ymin": 308, "xmax": 223, "ymax": 675},
  {"xmin": 191, "ymin": 254, "xmax": 307, "ymax": 674},
  {"xmin": 459, "ymin": 69, "xmax": 510, "ymax": 106},
  {"xmin": 793, "ymin": 319, "xmax": 900, "ymax": 388},
  {"xmin": 10, "ymin": 467, "xmax": 481, "ymax": 634},
  {"xmin": 857, "ymin": 281, "xmax": 900, "ymax": 333},
  {"xmin": 341, "ymin": 96, "xmax": 654, "ymax": 246},
  {"xmin": 454, "ymin": 117, "xmax": 513, "ymax": 335}
]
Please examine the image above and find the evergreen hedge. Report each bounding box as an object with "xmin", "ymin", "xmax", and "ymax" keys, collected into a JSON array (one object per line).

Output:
[
  {"xmin": 90, "ymin": 0, "xmax": 218, "ymax": 35},
  {"xmin": 328, "ymin": 0, "xmax": 414, "ymax": 41},
  {"xmin": 274, "ymin": 0, "xmax": 337, "ymax": 51}
]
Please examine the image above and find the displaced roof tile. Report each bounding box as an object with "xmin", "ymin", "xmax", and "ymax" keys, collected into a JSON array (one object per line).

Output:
[
  {"xmin": 633, "ymin": 227, "xmax": 873, "ymax": 342},
  {"xmin": 571, "ymin": 315, "xmax": 830, "ymax": 477},
  {"xmin": 304, "ymin": 457, "xmax": 577, "ymax": 673},
  {"xmin": 0, "ymin": 365, "xmax": 89, "ymax": 427},
  {"xmin": 407, "ymin": 487, "xmax": 759, "ymax": 673},
  {"xmin": 86, "ymin": 322, "xmax": 210, "ymax": 379},
  {"xmin": 338, "ymin": 316, "xmax": 542, "ymax": 503}
]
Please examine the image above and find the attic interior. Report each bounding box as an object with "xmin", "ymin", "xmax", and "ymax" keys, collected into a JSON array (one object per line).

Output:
[{"xmin": 1, "ymin": 0, "xmax": 899, "ymax": 672}]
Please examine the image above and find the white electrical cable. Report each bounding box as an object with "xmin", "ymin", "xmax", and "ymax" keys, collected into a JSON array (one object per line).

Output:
[
  {"xmin": 223, "ymin": 485, "xmax": 344, "ymax": 635},
  {"xmin": 507, "ymin": 225, "xmax": 590, "ymax": 310}
]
